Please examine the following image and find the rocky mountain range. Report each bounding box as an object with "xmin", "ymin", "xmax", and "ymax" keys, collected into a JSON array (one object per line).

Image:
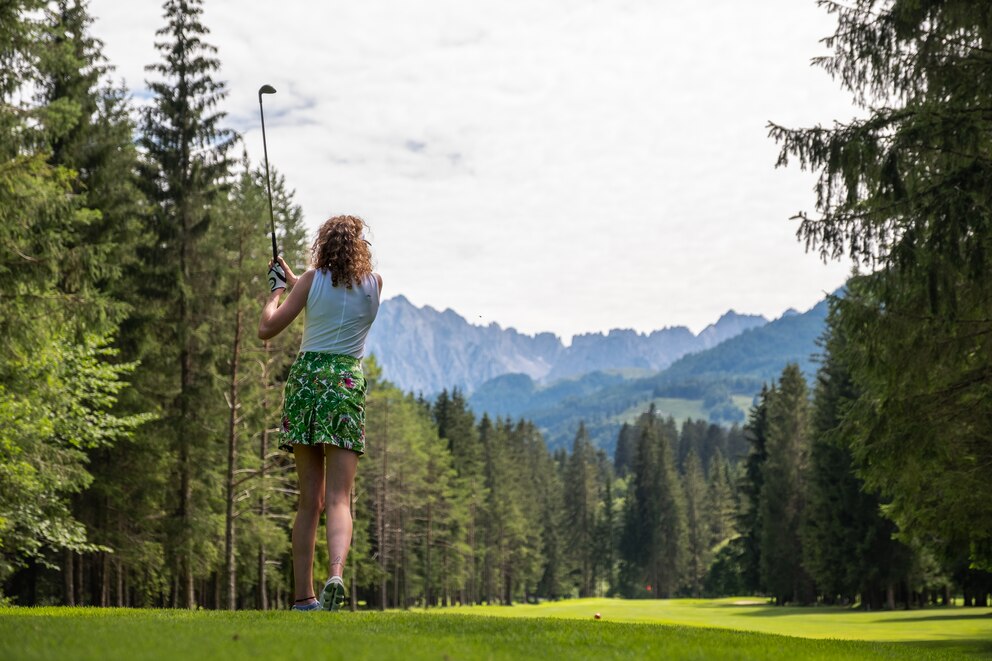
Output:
[
  {"xmin": 468, "ymin": 295, "xmax": 832, "ymax": 451},
  {"xmin": 364, "ymin": 295, "xmax": 767, "ymax": 395}
]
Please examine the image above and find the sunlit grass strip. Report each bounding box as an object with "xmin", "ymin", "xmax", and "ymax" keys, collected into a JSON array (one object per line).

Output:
[{"xmin": 440, "ymin": 597, "xmax": 992, "ymax": 645}]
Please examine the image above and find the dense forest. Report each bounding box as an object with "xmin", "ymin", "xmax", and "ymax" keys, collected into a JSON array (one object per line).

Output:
[{"xmin": 2, "ymin": 0, "xmax": 990, "ymax": 610}]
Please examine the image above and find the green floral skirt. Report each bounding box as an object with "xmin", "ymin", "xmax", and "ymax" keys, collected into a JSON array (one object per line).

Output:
[{"xmin": 279, "ymin": 352, "xmax": 367, "ymax": 455}]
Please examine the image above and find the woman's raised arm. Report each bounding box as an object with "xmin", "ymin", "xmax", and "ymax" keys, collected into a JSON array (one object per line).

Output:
[{"xmin": 258, "ymin": 268, "xmax": 313, "ymax": 340}]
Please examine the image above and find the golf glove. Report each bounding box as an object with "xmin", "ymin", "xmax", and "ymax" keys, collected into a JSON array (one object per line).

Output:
[{"xmin": 268, "ymin": 262, "xmax": 287, "ymax": 292}]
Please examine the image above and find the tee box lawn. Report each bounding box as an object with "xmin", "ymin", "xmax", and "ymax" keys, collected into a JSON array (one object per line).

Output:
[{"xmin": 1, "ymin": 597, "xmax": 990, "ymax": 660}]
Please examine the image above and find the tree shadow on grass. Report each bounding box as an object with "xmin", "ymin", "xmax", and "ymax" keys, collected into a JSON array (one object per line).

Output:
[
  {"xmin": 905, "ymin": 638, "xmax": 992, "ymax": 660},
  {"xmin": 729, "ymin": 605, "xmax": 857, "ymax": 617},
  {"xmin": 871, "ymin": 612, "xmax": 992, "ymax": 623},
  {"xmin": 729, "ymin": 604, "xmax": 992, "ymax": 623}
]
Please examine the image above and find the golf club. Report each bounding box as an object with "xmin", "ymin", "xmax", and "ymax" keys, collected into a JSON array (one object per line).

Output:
[{"xmin": 258, "ymin": 84, "xmax": 278, "ymax": 262}]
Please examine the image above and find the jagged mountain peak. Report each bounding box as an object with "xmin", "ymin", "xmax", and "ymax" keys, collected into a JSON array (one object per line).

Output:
[{"xmin": 366, "ymin": 297, "xmax": 770, "ymax": 395}]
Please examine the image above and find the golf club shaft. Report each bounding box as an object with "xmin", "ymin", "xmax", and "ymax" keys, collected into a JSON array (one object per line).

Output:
[{"xmin": 258, "ymin": 94, "xmax": 278, "ymax": 262}]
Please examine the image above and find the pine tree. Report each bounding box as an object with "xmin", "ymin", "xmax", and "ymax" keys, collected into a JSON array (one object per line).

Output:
[
  {"xmin": 737, "ymin": 385, "xmax": 772, "ymax": 593},
  {"xmin": 677, "ymin": 419, "xmax": 707, "ymax": 471},
  {"xmin": 137, "ymin": 0, "xmax": 235, "ymax": 607},
  {"xmin": 759, "ymin": 364, "xmax": 813, "ymax": 604},
  {"xmin": 563, "ymin": 423, "xmax": 598, "ymax": 597},
  {"xmin": 655, "ymin": 416, "xmax": 688, "ymax": 597},
  {"xmin": 618, "ymin": 415, "xmax": 658, "ymax": 597},
  {"xmin": 535, "ymin": 435, "xmax": 566, "ymax": 599},
  {"xmin": 701, "ymin": 448, "xmax": 740, "ymax": 597},
  {"xmin": 431, "ymin": 389, "xmax": 484, "ymax": 604},
  {"xmin": 37, "ymin": 0, "xmax": 148, "ymax": 328},
  {"xmin": 510, "ymin": 420, "xmax": 551, "ymax": 601},
  {"xmin": 704, "ymin": 448, "xmax": 735, "ymax": 551},
  {"xmin": 770, "ymin": 0, "xmax": 992, "ymax": 570},
  {"xmin": 596, "ymin": 452, "xmax": 619, "ymax": 596},
  {"xmin": 613, "ymin": 422, "xmax": 635, "ymax": 478},
  {"xmin": 801, "ymin": 304, "xmax": 911, "ymax": 608},
  {"xmin": 618, "ymin": 407, "xmax": 686, "ymax": 598},
  {"xmin": 682, "ymin": 450, "xmax": 710, "ymax": 597}
]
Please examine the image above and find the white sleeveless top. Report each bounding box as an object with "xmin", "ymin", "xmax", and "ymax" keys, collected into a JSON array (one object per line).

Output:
[{"xmin": 299, "ymin": 270, "xmax": 380, "ymax": 358}]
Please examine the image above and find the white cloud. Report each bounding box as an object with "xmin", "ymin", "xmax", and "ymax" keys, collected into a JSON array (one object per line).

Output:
[{"xmin": 89, "ymin": 0, "xmax": 858, "ymax": 338}]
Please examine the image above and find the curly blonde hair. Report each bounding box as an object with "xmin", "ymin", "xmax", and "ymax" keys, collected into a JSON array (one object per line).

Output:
[{"xmin": 310, "ymin": 215, "xmax": 373, "ymax": 288}]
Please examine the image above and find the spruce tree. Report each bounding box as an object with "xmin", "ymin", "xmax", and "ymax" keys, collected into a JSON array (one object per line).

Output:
[
  {"xmin": 563, "ymin": 423, "xmax": 599, "ymax": 597},
  {"xmin": 137, "ymin": 0, "xmax": 235, "ymax": 607},
  {"xmin": 598, "ymin": 465, "xmax": 618, "ymax": 596},
  {"xmin": 770, "ymin": 0, "xmax": 992, "ymax": 569},
  {"xmin": 37, "ymin": 0, "xmax": 147, "ymax": 327},
  {"xmin": 737, "ymin": 385, "xmax": 772, "ymax": 593},
  {"xmin": 801, "ymin": 304, "xmax": 911, "ymax": 608},
  {"xmin": 704, "ymin": 448, "xmax": 736, "ymax": 552},
  {"xmin": 701, "ymin": 449, "xmax": 740, "ymax": 597},
  {"xmin": 656, "ymin": 416, "xmax": 688, "ymax": 597},
  {"xmin": 618, "ymin": 407, "xmax": 686, "ymax": 598},
  {"xmin": 535, "ymin": 435, "xmax": 566, "ymax": 599},
  {"xmin": 432, "ymin": 389, "xmax": 485, "ymax": 604},
  {"xmin": 759, "ymin": 364, "xmax": 813, "ymax": 604},
  {"xmin": 682, "ymin": 450, "xmax": 709, "ymax": 597},
  {"xmin": 677, "ymin": 419, "xmax": 707, "ymax": 472},
  {"xmin": 613, "ymin": 422, "xmax": 635, "ymax": 478}
]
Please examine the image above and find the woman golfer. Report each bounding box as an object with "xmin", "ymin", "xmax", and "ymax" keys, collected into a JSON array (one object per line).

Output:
[{"xmin": 258, "ymin": 215, "xmax": 381, "ymax": 612}]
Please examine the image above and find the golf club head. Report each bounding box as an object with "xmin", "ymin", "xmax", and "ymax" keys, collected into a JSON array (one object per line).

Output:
[{"xmin": 258, "ymin": 84, "xmax": 277, "ymax": 99}]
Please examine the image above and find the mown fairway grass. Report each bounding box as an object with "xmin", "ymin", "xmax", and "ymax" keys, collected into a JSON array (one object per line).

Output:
[
  {"xmin": 1, "ymin": 600, "xmax": 990, "ymax": 660},
  {"xmin": 448, "ymin": 598, "xmax": 992, "ymax": 656},
  {"xmin": 450, "ymin": 597, "xmax": 992, "ymax": 643}
]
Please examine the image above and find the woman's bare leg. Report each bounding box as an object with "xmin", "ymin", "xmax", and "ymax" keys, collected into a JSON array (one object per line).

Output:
[
  {"xmin": 324, "ymin": 445, "xmax": 359, "ymax": 579},
  {"xmin": 292, "ymin": 444, "xmax": 325, "ymax": 602}
]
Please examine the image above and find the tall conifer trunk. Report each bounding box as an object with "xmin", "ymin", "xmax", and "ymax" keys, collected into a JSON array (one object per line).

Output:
[
  {"xmin": 258, "ymin": 341, "xmax": 271, "ymax": 610},
  {"xmin": 378, "ymin": 400, "xmax": 389, "ymax": 610},
  {"xmin": 424, "ymin": 499, "xmax": 432, "ymax": 608},
  {"xmin": 224, "ymin": 302, "xmax": 242, "ymax": 610}
]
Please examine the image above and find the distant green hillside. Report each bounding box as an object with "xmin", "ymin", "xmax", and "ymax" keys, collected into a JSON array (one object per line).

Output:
[
  {"xmin": 611, "ymin": 396, "xmax": 753, "ymax": 426},
  {"xmin": 469, "ymin": 295, "xmax": 831, "ymax": 453},
  {"xmin": 646, "ymin": 298, "xmax": 828, "ymax": 386}
]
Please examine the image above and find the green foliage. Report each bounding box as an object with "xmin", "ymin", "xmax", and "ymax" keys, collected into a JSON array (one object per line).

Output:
[
  {"xmin": 801, "ymin": 307, "xmax": 913, "ymax": 607},
  {"xmin": 619, "ymin": 408, "xmax": 686, "ymax": 598},
  {"xmin": 734, "ymin": 386, "xmax": 771, "ymax": 594},
  {"xmin": 130, "ymin": 0, "xmax": 237, "ymax": 606},
  {"xmin": 0, "ymin": 334, "xmax": 147, "ymax": 583},
  {"xmin": 771, "ymin": 0, "xmax": 992, "ymax": 570},
  {"xmin": 0, "ymin": 0, "xmax": 149, "ymax": 597},
  {"xmin": 563, "ymin": 424, "xmax": 600, "ymax": 597},
  {"xmin": 759, "ymin": 364, "xmax": 814, "ymax": 604},
  {"xmin": 682, "ymin": 450, "xmax": 709, "ymax": 597}
]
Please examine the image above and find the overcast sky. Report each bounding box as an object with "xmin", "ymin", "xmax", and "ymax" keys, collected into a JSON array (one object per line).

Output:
[{"xmin": 89, "ymin": 0, "xmax": 858, "ymax": 340}]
